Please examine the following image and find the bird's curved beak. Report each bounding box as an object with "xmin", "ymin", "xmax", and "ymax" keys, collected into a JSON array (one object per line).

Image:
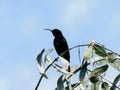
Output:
[{"xmin": 44, "ymin": 29, "xmax": 52, "ymax": 32}]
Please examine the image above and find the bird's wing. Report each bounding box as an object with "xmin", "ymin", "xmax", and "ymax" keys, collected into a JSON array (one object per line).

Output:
[{"xmin": 54, "ymin": 37, "xmax": 70, "ymax": 62}]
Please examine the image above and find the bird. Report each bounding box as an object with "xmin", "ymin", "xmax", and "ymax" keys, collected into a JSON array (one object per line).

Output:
[{"xmin": 45, "ymin": 29, "xmax": 70, "ymax": 71}]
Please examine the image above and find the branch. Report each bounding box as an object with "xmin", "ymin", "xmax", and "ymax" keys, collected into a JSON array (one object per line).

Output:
[
  {"xmin": 35, "ymin": 44, "xmax": 89, "ymax": 90},
  {"xmin": 102, "ymin": 46, "xmax": 120, "ymax": 56},
  {"xmin": 35, "ymin": 58, "xmax": 58, "ymax": 90}
]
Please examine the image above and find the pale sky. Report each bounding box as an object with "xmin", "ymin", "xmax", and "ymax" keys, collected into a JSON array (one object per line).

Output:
[{"xmin": 0, "ymin": 0, "xmax": 120, "ymax": 90}]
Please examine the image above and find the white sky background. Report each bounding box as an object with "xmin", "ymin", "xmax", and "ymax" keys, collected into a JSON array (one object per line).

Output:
[{"xmin": 0, "ymin": 0, "xmax": 120, "ymax": 90}]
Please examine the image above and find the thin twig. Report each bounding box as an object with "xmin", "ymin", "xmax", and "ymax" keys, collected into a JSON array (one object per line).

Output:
[
  {"xmin": 78, "ymin": 47, "xmax": 81, "ymax": 63},
  {"xmin": 101, "ymin": 45, "xmax": 120, "ymax": 56},
  {"xmin": 61, "ymin": 44, "xmax": 89, "ymax": 57},
  {"xmin": 35, "ymin": 58, "xmax": 58, "ymax": 90}
]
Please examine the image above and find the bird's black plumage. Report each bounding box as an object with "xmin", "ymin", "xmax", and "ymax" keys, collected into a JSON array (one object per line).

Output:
[{"xmin": 46, "ymin": 29, "xmax": 70, "ymax": 63}]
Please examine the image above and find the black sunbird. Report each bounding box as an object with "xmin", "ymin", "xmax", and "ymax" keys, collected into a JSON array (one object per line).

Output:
[{"xmin": 45, "ymin": 29, "xmax": 70, "ymax": 71}]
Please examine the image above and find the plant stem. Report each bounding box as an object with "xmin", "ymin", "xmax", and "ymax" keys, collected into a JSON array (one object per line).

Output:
[{"xmin": 35, "ymin": 58, "xmax": 58, "ymax": 90}]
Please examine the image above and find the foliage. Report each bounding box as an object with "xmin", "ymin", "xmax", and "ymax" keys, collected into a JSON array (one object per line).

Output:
[{"xmin": 35, "ymin": 41, "xmax": 120, "ymax": 90}]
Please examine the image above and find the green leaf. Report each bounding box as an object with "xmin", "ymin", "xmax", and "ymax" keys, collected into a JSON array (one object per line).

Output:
[
  {"xmin": 57, "ymin": 75, "xmax": 64, "ymax": 90},
  {"xmin": 36, "ymin": 49, "xmax": 48, "ymax": 79},
  {"xmin": 91, "ymin": 81, "xmax": 100, "ymax": 90},
  {"xmin": 113, "ymin": 74, "xmax": 120, "ymax": 85},
  {"xmin": 110, "ymin": 74, "xmax": 120, "ymax": 90},
  {"xmin": 94, "ymin": 44, "xmax": 108, "ymax": 57},
  {"xmin": 79, "ymin": 61, "xmax": 88, "ymax": 81},
  {"xmin": 59, "ymin": 56, "xmax": 70, "ymax": 71},
  {"xmin": 37, "ymin": 49, "xmax": 45, "ymax": 63},
  {"xmin": 108, "ymin": 56, "xmax": 120, "ymax": 71},
  {"xmin": 83, "ymin": 42, "xmax": 95, "ymax": 60},
  {"xmin": 90, "ymin": 64, "xmax": 108, "ymax": 77},
  {"xmin": 36, "ymin": 49, "xmax": 45, "ymax": 72},
  {"xmin": 108, "ymin": 53, "xmax": 117, "ymax": 63},
  {"xmin": 44, "ymin": 48, "xmax": 53, "ymax": 64},
  {"xmin": 96, "ymin": 57, "xmax": 108, "ymax": 66},
  {"xmin": 96, "ymin": 53, "xmax": 120, "ymax": 71},
  {"xmin": 90, "ymin": 76, "xmax": 99, "ymax": 83},
  {"xmin": 101, "ymin": 82, "xmax": 109, "ymax": 90}
]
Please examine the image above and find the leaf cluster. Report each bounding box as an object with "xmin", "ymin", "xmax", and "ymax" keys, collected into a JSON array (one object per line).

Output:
[{"xmin": 35, "ymin": 41, "xmax": 120, "ymax": 90}]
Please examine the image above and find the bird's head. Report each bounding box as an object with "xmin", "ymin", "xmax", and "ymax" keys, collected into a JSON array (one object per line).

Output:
[{"xmin": 45, "ymin": 29, "xmax": 63, "ymax": 37}]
